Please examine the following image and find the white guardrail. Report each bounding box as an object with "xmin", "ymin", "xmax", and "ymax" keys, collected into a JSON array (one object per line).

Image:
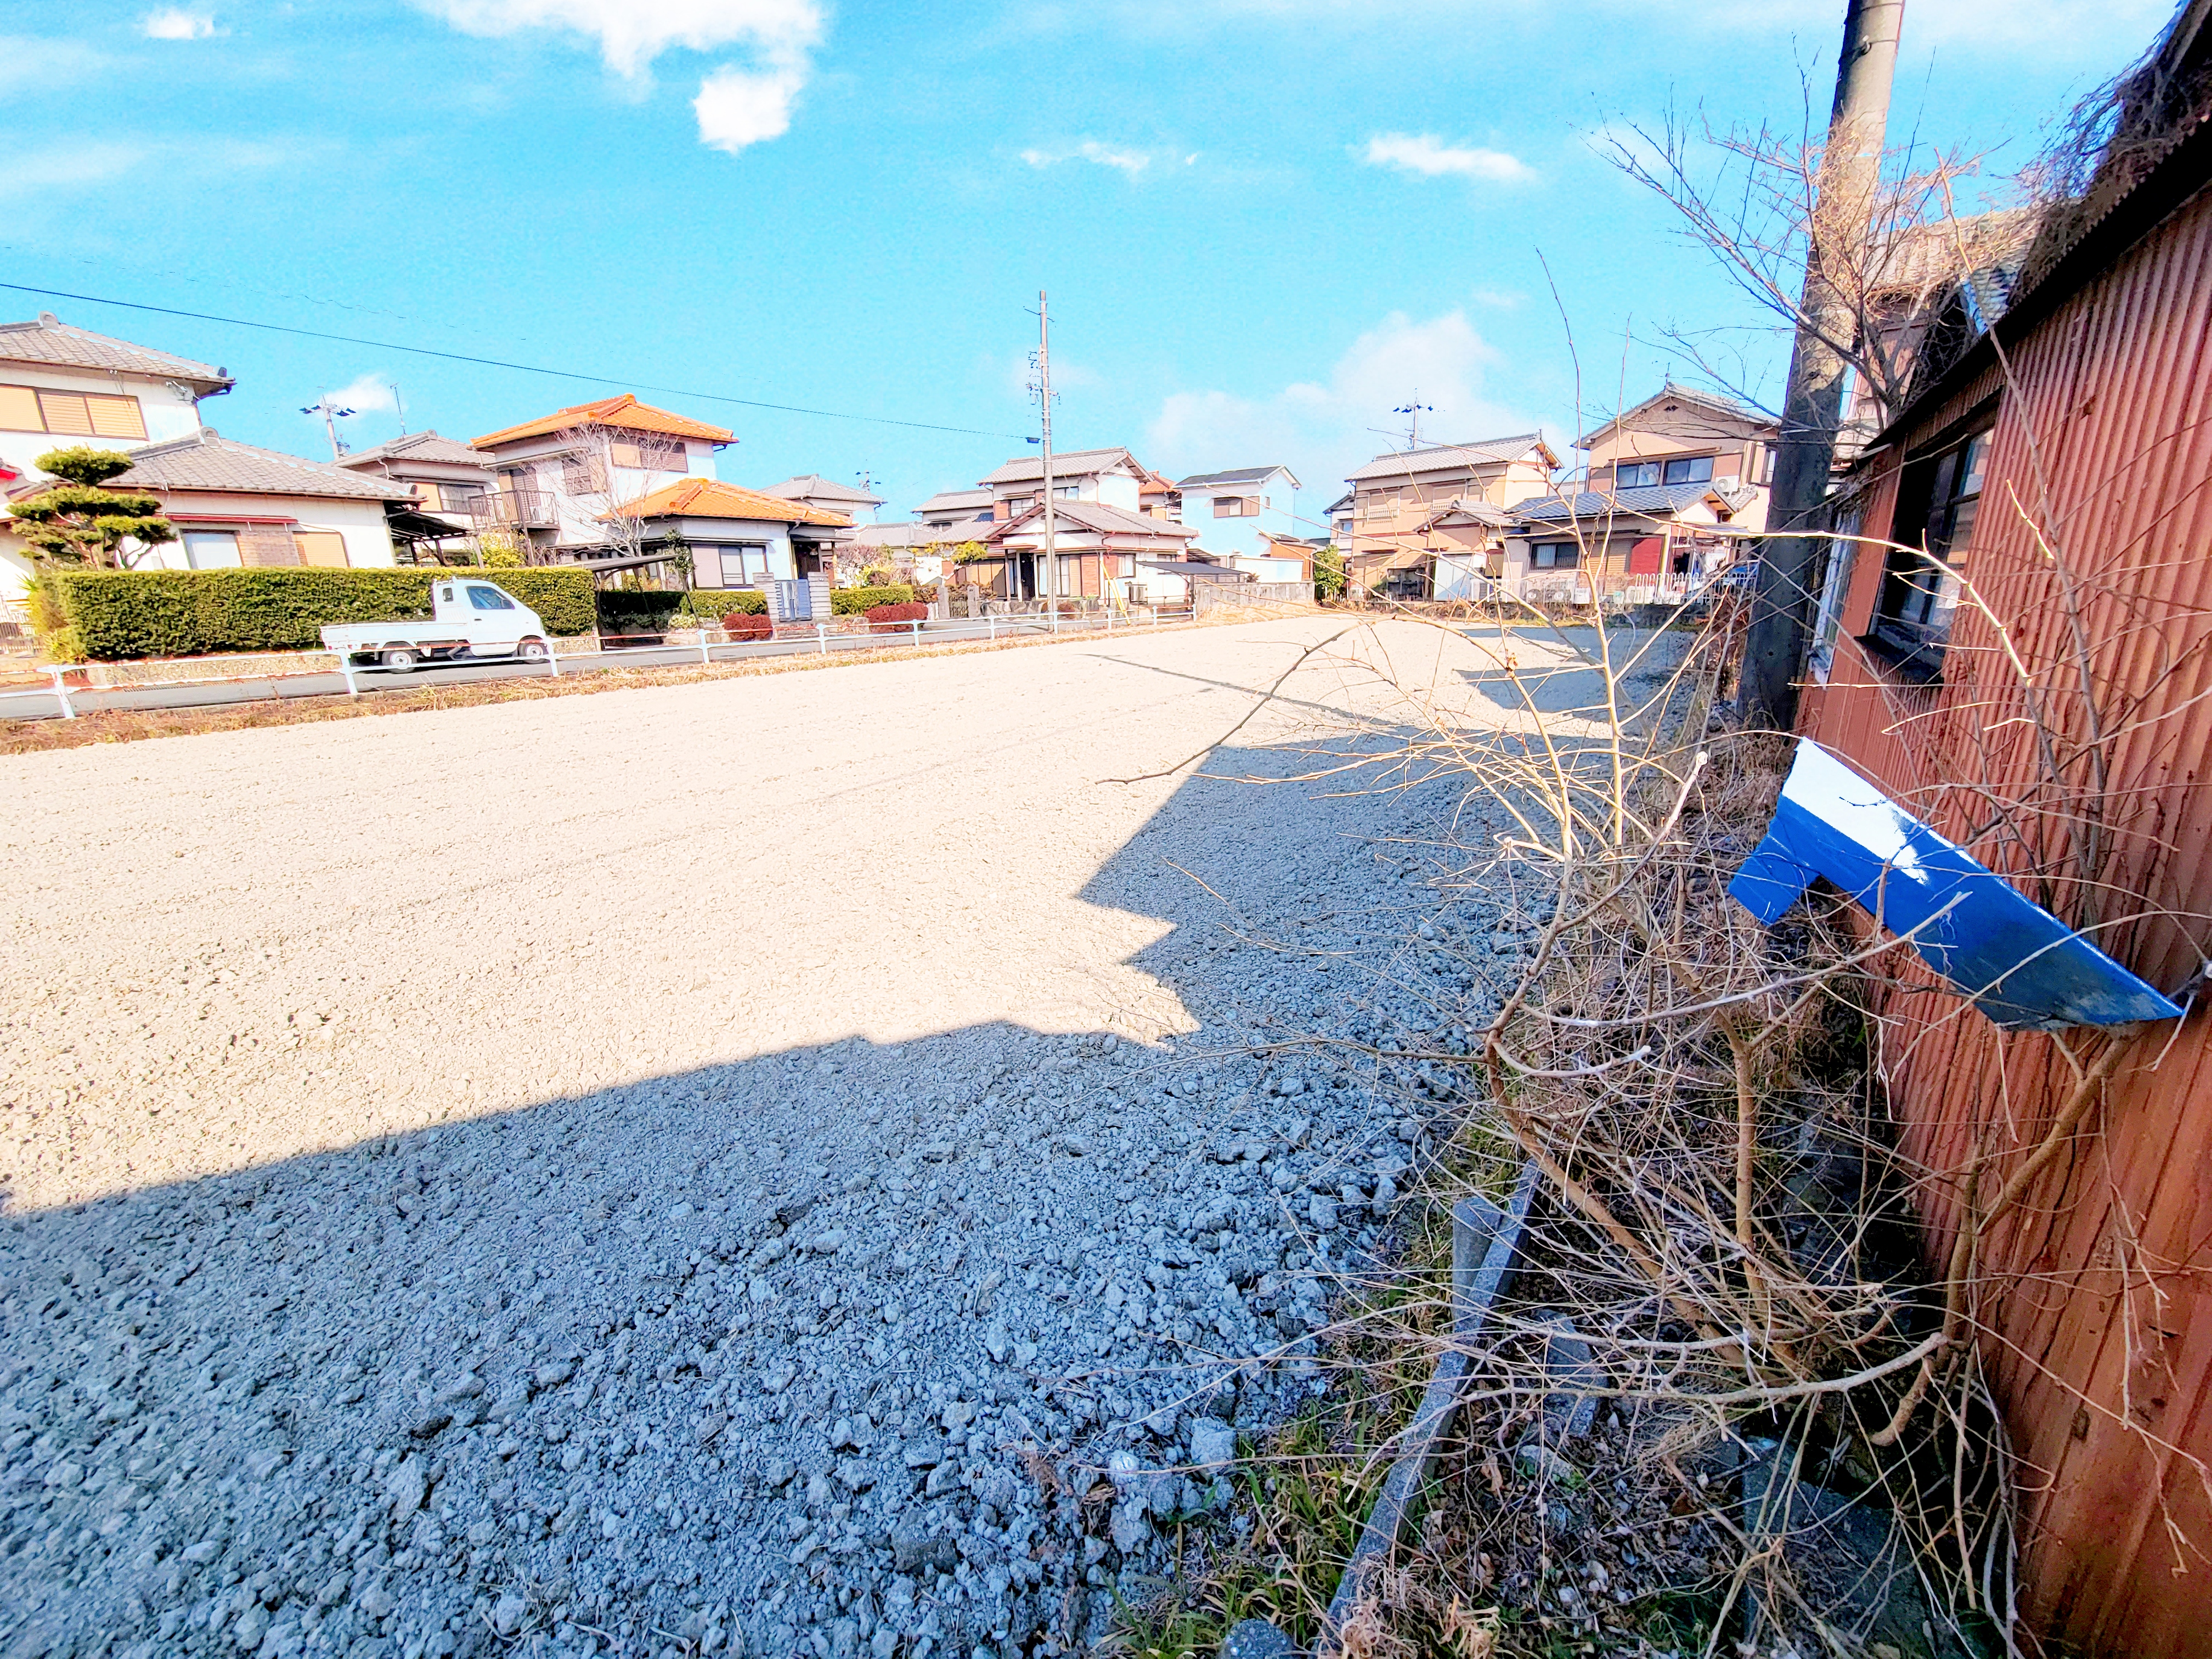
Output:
[{"xmin": 16, "ymin": 606, "xmax": 1203, "ymax": 720}]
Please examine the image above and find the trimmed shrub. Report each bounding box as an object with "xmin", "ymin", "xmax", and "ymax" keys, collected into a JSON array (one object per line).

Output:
[
  {"xmin": 678, "ymin": 588, "xmax": 767, "ymax": 617},
  {"xmin": 865, "ymin": 601, "xmax": 930, "ymax": 634},
  {"xmin": 477, "ymin": 570, "xmax": 594, "ymax": 637},
  {"xmin": 830, "ymin": 583, "xmax": 915, "ymax": 616},
  {"xmin": 721, "ymin": 612, "xmax": 773, "ymax": 640},
  {"xmin": 52, "ymin": 567, "xmax": 594, "ymax": 660}
]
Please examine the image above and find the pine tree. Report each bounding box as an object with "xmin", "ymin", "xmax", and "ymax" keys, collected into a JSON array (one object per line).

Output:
[{"xmin": 5, "ymin": 445, "xmax": 174, "ymax": 568}]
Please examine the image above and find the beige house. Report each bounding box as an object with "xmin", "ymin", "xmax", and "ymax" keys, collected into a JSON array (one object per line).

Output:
[
  {"xmin": 336, "ymin": 431, "xmax": 499, "ymax": 562},
  {"xmin": 0, "ymin": 313, "xmax": 235, "ymax": 607},
  {"xmin": 1341, "ymin": 434, "xmax": 1558, "ymax": 599},
  {"xmin": 1499, "ymin": 385, "xmax": 1778, "ymax": 603},
  {"xmin": 106, "ymin": 430, "xmax": 413, "ymax": 571},
  {"xmin": 472, "ymin": 394, "xmax": 735, "ymax": 564},
  {"xmin": 977, "ymin": 447, "xmax": 1147, "ymax": 520}
]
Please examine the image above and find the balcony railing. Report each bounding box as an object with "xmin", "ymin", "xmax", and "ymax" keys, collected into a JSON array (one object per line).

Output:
[{"xmin": 468, "ymin": 490, "xmax": 558, "ymax": 531}]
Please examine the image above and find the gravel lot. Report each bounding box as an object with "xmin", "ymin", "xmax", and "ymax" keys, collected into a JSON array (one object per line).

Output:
[{"xmin": 0, "ymin": 617, "xmax": 1677, "ymax": 1659}]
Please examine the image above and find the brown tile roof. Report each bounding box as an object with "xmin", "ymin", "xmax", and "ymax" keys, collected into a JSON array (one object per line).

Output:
[
  {"xmin": 978, "ymin": 447, "xmax": 1143, "ymax": 486},
  {"xmin": 615, "ymin": 477, "xmax": 853, "ymax": 526},
  {"xmin": 109, "ymin": 431, "xmax": 415, "ymax": 501},
  {"xmin": 474, "ymin": 394, "xmax": 734, "ymax": 448},
  {"xmin": 0, "ymin": 313, "xmax": 232, "ymax": 391}
]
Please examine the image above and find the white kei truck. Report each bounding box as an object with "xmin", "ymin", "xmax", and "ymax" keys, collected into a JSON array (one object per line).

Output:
[{"xmin": 320, "ymin": 578, "xmax": 553, "ymax": 672}]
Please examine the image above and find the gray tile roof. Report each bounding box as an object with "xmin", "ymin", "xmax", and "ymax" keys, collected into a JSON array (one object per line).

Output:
[
  {"xmin": 0, "ymin": 313, "xmax": 231, "ymax": 390},
  {"xmin": 1176, "ymin": 464, "xmax": 1300, "ymax": 489},
  {"xmin": 1508, "ymin": 482, "xmax": 1717, "ymax": 524},
  {"xmin": 986, "ymin": 498, "xmax": 1199, "ymax": 543},
  {"xmin": 338, "ymin": 431, "xmax": 493, "ymax": 470},
  {"xmin": 916, "ymin": 488, "xmax": 993, "ymax": 514},
  {"xmin": 111, "ymin": 431, "xmax": 417, "ymax": 501},
  {"xmin": 1346, "ymin": 433, "xmax": 1548, "ymax": 482},
  {"xmin": 1575, "ymin": 382, "xmax": 1779, "ymax": 449},
  {"xmin": 978, "ymin": 447, "xmax": 1142, "ymax": 486},
  {"xmin": 769, "ymin": 473, "xmax": 884, "ymax": 506}
]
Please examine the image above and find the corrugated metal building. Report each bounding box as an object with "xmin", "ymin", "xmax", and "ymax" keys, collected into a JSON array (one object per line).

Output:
[{"xmin": 1795, "ymin": 8, "xmax": 2212, "ymax": 1648}]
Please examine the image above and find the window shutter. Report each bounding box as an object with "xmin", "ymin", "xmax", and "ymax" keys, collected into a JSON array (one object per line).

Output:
[
  {"xmin": 295, "ymin": 531, "xmax": 349, "ymax": 568},
  {"xmin": 36, "ymin": 391, "xmax": 94, "ymax": 435},
  {"xmin": 86, "ymin": 394, "xmax": 146, "ymax": 440},
  {"xmin": 0, "ymin": 385, "xmax": 41, "ymax": 431}
]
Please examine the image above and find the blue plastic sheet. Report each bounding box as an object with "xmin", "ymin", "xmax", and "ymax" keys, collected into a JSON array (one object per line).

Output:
[{"xmin": 1729, "ymin": 740, "xmax": 2184, "ymax": 1031}]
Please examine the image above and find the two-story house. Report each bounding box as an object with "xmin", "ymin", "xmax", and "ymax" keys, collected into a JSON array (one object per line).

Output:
[
  {"xmin": 471, "ymin": 394, "xmax": 735, "ymax": 563},
  {"xmin": 1500, "ymin": 386, "xmax": 1777, "ymax": 602},
  {"xmin": 768, "ymin": 475, "xmax": 883, "ymax": 526},
  {"xmin": 336, "ymin": 431, "xmax": 500, "ymax": 563},
  {"xmin": 1177, "ymin": 465, "xmax": 1302, "ymax": 565},
  {"xmin": 1342, "ymin": 433, "xmax": 1559, "ymax": 599},
  {"xmin": 977, "ymin": 447, "xmax": 1148, "ymax": 520},
  {"xmin": 913, "ymin": 488, "xmax": 997, "ymax": 533},
  {"xmin": 0, "ymin": 313, "xmax": 235, "ymax": 603}
]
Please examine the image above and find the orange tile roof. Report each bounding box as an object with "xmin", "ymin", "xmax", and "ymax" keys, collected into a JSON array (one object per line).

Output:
[
  {"xmin": 473, "ymin": 393, "xmax": 734, "ymax": 448},
  {"xmin": 612, "ymin": 476, "xmax": 853, "ymax": 527}
]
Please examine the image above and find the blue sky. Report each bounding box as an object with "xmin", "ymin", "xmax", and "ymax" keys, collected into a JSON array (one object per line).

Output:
[{"xmin": 1, "ymin": 0, "xmax": 2168, "ymax": 530}]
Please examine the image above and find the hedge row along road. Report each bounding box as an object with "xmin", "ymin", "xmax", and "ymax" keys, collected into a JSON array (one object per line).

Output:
[{"xmin": 0, "ymin": 616, "xmax": 1686, "ymax": 1659}]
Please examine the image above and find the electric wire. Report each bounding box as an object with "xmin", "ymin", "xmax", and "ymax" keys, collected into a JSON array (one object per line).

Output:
[{"xmin": 0, "ymin": 280, "xmax": 1032, "ymax": 442}]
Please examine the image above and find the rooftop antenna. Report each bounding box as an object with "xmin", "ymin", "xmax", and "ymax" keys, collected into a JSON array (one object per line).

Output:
[
  {"xmin": 301, "ymin": 393, "xmax": 356, "ymax": 459},
  {"xmin": 1392, "ymin": 397, "xmax": 1435, "ymax": 449},
  {"xmin": 393, "ymin": 385, "xmax": 408, "ymax": 436}
]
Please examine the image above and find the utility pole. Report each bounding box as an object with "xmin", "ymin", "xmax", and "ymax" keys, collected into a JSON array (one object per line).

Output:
[
  {"xmin": 393, "ymin": 385, "xmax": 408, "ymax": 436},
  {"xmin": 300, "ymin": 394, "xmax": 356, "ymax": 461},
  {"xmin": 1037, "ymin": 291, "xmax": 1058, "ymax": 634},
  {"xmin": 1737, "ymin": 0, "xmax": 1905, "ymax": 728}
]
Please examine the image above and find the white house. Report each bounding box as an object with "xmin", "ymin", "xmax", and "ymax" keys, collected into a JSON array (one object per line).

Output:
[
  {"xmin": 616, "ymin": 478, "xmax": 853, "ymax": 593},
  {"xmin": 471, "ymin": 394, "xmax": 735, "ymax": 563},
  {"xmin": 912, "ymin": 488, "xmax": 997, "ymax": 533},
  {"xmin": 1175, "ymin": 465, "xmax": 1302, "ymax": 562},
  {"xmin": 105, "ymin": 430, "xmax": 413, "ymax": 569},
  {"xmin": 768, "ymin": 474, "xmax": 883, "ymax": 526},
  {"xmin": 976, "ymin": 447, "xmax": 1147, "ymax": 518},
  {"xmin": 0, "ymin": 312, "xmax": 234, "ymax": 603},
  {"xmin": 981, "ymin": 498, "xmax": 1200, "ymax": 602}
]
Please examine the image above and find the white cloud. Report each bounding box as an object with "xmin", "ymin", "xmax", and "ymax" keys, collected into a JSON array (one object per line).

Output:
[
  {"xmin": 416, "ymin": 0, "xmax": 824, "ymax": 151},
  {"xmin": 1147, "ymin": 309, "xmax": 1537, "ymax": 510},
  {"xmin": 1362, "ymin": 132, "xmax": 1535, "ymax": 185},
  {"xmin": 323, "ymin": 374, "xmax": 403, "ymax": 417},
  {"xmin": 141, "ymin": 8, "xmax": 217, "ymax": 38},
  {"xmin": 1022, "ymin": 140, "xmax": 1157, "ymax": 177},
  {"xmin": 695, "ymin": 58, "xmax": 808, "ymax": 150}
]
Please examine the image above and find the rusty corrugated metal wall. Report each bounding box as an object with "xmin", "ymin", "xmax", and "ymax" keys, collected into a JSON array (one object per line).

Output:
[{"xmin": 1798, "ymin": 182, "xmax": 2212, "ymax": 1655}]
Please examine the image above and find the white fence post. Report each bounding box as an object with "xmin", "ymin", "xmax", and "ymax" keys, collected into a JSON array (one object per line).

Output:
[
  {"xmin": 46, "ymin": 667, "xmax": 76, "ymax": 720},
  {"xmin": 988, "ymin": 613, "xmax": 997, "ymax": 643},
  {"xmin": 816, "ymin": 623, "xmax": 827, "ymax": 656},
  {"xmin": 911, "ymin": 619, "xmax": 921, "ymax": 648},
  {"xmin": 335, "ymin": 653, "xmax": 359, "ymax": 698}
]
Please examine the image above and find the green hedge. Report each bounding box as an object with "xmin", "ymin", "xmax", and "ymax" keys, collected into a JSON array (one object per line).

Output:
[
  {"xmin": 53, "ymin": 568, "xmax": 596, "ymax": 660},
  {"xmin": 677, "ymin": 588, "xmax": 767, "ymax": 617},
  {"xmin": 831, "ymin": 584, "xmax": 915, "ymax": 616}
]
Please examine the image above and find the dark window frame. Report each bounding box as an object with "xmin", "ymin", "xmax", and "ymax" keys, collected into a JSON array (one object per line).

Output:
[
  {"xmin": 1866, "ymin": 425, "xmax": 1991, "ymax": 678},
  {"xmin": 1531, "ymin": 541, "xmax": 1581, "ymax": 570},
  {"xmin": 1662, "ymin": 454, "xmax": 1714, "ymax": 486}
]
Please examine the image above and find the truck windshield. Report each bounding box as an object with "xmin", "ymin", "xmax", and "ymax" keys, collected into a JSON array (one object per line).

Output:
[{"xmin": 466, "ymin": 586, "xmax": 516, "ymax": 611}]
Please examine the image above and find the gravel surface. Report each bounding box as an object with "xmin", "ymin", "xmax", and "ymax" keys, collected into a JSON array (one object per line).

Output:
[{"xmin": 0, "ymin": 618, "xmax": 1679, "ymax": 1659}]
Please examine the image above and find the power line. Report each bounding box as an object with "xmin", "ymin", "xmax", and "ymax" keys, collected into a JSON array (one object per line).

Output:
[{"xmin": 0, "ymin": 280, "xmax": 1032, "ymax": 443}]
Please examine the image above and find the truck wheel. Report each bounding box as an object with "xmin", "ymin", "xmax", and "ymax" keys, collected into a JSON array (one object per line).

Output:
[
  {"xmin": 517, "ymin": 637, "xmax": 549, "ymax": 662},
  {"xmin": 382, "ymin": 647, "xmax": 420, "ymax": 672}
]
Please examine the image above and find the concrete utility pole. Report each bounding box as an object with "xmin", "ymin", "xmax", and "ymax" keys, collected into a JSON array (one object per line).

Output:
[
  {"xmin": 1737, "ymin": 0, "xmax": 1905, "ymax": 729},
  {"xmin": 1037, "ymin": 290, "xmax": 1059, "ymax": 634}
]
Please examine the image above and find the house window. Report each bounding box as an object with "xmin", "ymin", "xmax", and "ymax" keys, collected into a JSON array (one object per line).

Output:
[
  {"xmin": 1872, "ymin": 428, "xmax": 1990, "ymax": 670},
  {"xmin": 180, "ymin": 529, "xmax": 242, "ymax": 569},
  {"xmin": 1003, "ymin": 495, "xmax": 1034, "ymax": 515},
  {"xmin": 0, "ymin": 384, "xmax": 149, "ymax": 439},
  {"xmin": 611, "ymin": 438, "xmax": 686, "ymax": 472},
  {"xmin": 561, "ymin": 454, "xmax": 605, "ymax": 494},
  {"xmin": 1662, "ymin": 455, "xmax": 1715, "ymax": 486},
  {"xmin": 1532, "ymin": 541, "xmax": 1580, "ymax": 569},
  {"xmin": 1360, "ymin": 490, "xmax": 1401, "ymax": 520},
  {"xmin": 438, "ymin": 482, "xmax": 488, "ymax": 513},
  {"xmin": 1808, "ymin": 507, "xmax": 1863, "ymax": 685},
  {"xmin": 1054, "ymin": 484, "xmax": 1079, "ymax": 499},
  {"xmin": 716, "ymin": 544, "xmax": 771, "ymax": 585},
  {"xmin": 1213, "ymin": 496, "xmax": 1261, "ymax": 518},
  {"xmin": 294, "ymin": 531, "xmax": 348, "ymax": 568},
  {"xmin": 1614, "ymin": 461, "xmax": 1660, "ymax": 488}
]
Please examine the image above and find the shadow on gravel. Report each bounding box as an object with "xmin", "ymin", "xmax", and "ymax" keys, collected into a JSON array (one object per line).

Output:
[{"xmin": 1, "ymin": 733, "xmax": 1460, "ymax": 1659}]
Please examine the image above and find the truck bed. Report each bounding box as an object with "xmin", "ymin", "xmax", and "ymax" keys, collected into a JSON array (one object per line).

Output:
[{"xmin": 320, "ymin": 623, "xmax": 472, "ymax": 651}]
